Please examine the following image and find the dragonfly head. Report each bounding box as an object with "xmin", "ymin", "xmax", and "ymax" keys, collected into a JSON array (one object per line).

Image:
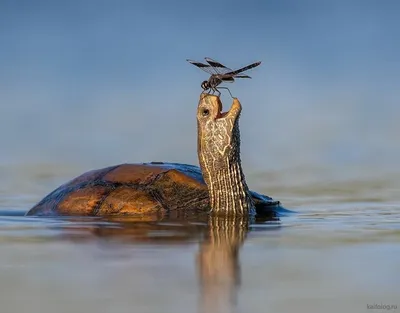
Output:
[{"xmin": 201, "ymin": 81, "xmax": 210, "ymax": 90}]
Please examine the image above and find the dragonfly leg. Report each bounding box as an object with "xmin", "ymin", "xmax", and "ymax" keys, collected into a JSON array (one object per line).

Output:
[
  {"xmin": 210, "ymin": 87, "xmax": 221, "ymax": 96},
  {"xmin": 218, "ymin": 87, "xmax": 234, "ymax": 98},
  {"xmin": 201, "ymin": 88, "xmax": 211, "ymax": 95}
]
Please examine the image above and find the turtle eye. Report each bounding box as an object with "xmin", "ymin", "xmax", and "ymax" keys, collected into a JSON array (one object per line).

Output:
[{"xmin": 202, "ymin": 109, "xmax": 210, "ymax": 117}]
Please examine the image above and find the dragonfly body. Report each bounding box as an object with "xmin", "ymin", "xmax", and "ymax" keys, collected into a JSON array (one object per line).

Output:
[
  {"xmin": 201, "ymin": 75, "xmax": 223, "ymax": 91},
  {"xmin": 187, "ymin": 57, "xmax": 261, "ymax": 96}
]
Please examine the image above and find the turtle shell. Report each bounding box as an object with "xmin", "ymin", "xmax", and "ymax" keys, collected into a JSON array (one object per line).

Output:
[{"xmin": 26, "ymin": 162, "xmax": 281, "ymax": 217}]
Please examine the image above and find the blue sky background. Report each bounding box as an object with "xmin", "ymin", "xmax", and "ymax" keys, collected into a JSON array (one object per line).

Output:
[{"xmin": 1, "ymin": 0, "xmax": 399, "ymax": 176}]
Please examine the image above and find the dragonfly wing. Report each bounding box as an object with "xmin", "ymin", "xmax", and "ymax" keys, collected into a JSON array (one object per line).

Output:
[
  {"xmin": 205, "ymin": 57, "xmax": 234, "ymax": 75},
  {"xmin": 187, "ymin": 59, "xmax": 218, "ymax": 75}
]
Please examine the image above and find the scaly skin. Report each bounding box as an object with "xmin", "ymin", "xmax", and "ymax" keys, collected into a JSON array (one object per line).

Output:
[{"xmin": 197, "ymin": 95, "xmax": 254, "ymax": 215}]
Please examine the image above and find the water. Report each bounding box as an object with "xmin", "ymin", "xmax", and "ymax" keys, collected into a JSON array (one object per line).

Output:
[{"xmin": 1, "ymin": 165, "xmax": 399, "ymax": 313}]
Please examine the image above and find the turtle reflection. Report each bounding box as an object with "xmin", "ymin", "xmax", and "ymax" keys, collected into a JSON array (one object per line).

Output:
[
  {"xmin": 51, "ymin": 214, "xmax": 278, "ymax": 313},
  {"xmin": 197, "ymin": 216, "xmax": 249, "ymax": 313}
]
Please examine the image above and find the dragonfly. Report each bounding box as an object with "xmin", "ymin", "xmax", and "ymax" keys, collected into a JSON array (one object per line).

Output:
[{"xmin": 187, "ymin": 57, "xmax": 261, "ymax": 97}]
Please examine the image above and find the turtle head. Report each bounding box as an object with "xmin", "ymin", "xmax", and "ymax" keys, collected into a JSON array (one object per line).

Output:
[
  {"xmin": 197, "ymin": 94, "xmax": 242, "ymax": 167},
  {"xmin": 196, "ymin": 94, "xmax": 253, "ymax": 215}
]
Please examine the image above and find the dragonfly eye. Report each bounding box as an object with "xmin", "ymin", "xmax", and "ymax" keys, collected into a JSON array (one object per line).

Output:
[{"xmin": 201, "ymin": 81, "xmax": 209, "ymax": 89}]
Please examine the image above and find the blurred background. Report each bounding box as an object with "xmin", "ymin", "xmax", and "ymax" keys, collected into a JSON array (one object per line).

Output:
[{"xmin": 0, "ymin": 0, "xmax": 399, "ymax": 193}]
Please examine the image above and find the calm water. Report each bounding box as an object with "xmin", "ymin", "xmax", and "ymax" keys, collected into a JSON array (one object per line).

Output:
[{"xmin": 0, "ymin": 164, "xmax": 399, "ymax": 313}]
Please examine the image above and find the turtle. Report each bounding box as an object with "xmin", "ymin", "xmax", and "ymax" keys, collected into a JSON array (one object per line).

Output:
[{"xmin": 26, "ymin": 94, "xmax": 285, "ymax": 217}]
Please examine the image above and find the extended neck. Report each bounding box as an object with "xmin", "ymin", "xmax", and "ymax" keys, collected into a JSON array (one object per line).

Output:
[
  {"xmin": 198, "ymin": 120, "xmax": 254, "ymax": 215},
  {"xmin": 207, "ymin": 161, "xmax": 253, "ymax": 215}
]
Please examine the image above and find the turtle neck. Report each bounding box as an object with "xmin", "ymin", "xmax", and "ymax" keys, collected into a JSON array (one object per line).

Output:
[{"xmin": 197, "ymin": 108, "xmax": 255, "ymax": 215}]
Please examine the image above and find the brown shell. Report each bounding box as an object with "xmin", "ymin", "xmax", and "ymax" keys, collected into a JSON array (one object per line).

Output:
[
  {"xmin": 26, "ymin": 162, "xmax": 283, "ymax": 217},
  {"xmin": 26, "ymin": 162, "xmax": 210, "ymax": 216}
]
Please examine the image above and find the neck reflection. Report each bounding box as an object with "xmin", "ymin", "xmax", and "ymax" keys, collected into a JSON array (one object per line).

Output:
[{"xmin": 197, "ymin": 215, "xmax": 249, "ymax": 313}]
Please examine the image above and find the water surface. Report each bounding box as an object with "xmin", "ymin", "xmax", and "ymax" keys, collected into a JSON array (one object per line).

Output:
[{"xmin": 1, "ymin": 165, "xmax": 399, "ymax": 313}]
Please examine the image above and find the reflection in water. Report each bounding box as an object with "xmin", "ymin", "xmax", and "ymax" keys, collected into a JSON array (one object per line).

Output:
[
  {"xmin": 1, "ymin": 212, "xmax": 276, "ymax": 313},
  {"xmin": 54, "ymin": 213, "xmax": 211, "ymax": 245},
  {"xmin": 197, "ymin": 216, "xmax": 249, "ymax": 313},
  {"xmin": 87, "ymin": 215, "xmax": 273, "ymax": 313},
  {"xmin": 55, "ymin": 215, "xmax": 254, "ymax": 312}
]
